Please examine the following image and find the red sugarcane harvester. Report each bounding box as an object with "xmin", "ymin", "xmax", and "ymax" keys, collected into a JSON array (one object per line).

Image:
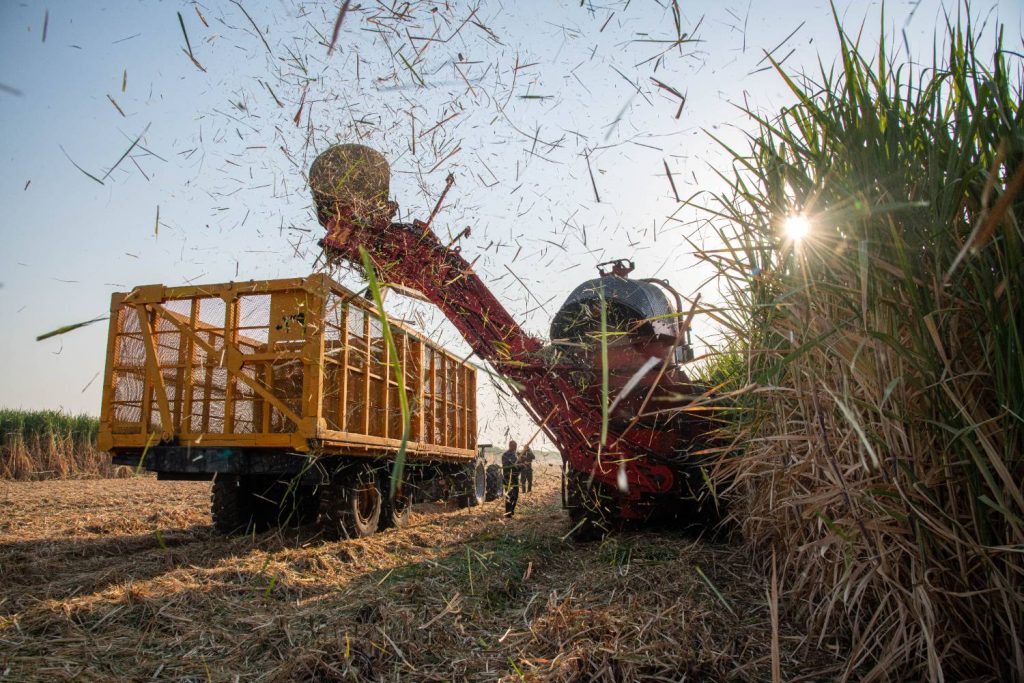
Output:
[{"xmin": 312, "ymin": 145, "xmax": 718, "ymax": 539}]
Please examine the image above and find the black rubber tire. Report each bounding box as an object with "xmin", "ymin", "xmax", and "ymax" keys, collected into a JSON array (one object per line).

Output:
[
  {"xmin": 212, "ymin": 475, "xmax": 261, "ymax": 535},
  {"xmin": 484, "ymin": 464, "xmax": 502, "ymax": 502},
  {"xmin": 319, "ymin": 466, "xmax": 382, "ymax": 540},
  {"xmin": 381, "ymin": 471, "xmax": 413, "ymax": 530},
  {"xmin": 453, "ymin": 464, "xmax": 483, "ymax": 508},
  {"xmin": 565, "ymin": 469, "xmax": 612, "ymax": 542}
]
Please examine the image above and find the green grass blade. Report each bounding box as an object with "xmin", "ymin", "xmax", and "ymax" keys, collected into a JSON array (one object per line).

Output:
[{"xmin": 359, "ymin": 247, "xmax": 410, "ymax": 498}]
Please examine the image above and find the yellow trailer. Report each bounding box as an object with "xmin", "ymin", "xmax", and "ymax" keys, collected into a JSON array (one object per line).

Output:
[{"xmin": 97, "ymin": 273, "xmax": 486, "ymax": 537}]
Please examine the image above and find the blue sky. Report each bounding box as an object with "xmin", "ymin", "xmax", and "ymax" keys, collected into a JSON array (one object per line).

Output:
[{"xmin": 1, "ymin": 0, "xmax": 1020, "ymax": 443}]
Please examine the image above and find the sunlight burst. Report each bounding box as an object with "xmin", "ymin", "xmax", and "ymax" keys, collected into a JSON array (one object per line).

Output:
[{"xmin": 783, "ymin": 214, "xmax": 811, "ymax": 241}]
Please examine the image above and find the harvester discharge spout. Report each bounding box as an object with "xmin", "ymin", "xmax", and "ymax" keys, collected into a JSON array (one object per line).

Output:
[{"xmin": 312, "ymin": 144, "xmax": 717, "ymax": 539}]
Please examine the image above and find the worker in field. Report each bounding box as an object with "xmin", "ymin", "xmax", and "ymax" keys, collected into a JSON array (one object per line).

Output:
[
  {"xmin": 501, "ymin": 439, "xmax": 520, "ymax": 518},
  {"xmin": 519, "ymin": 445, "xmax": 536, "ymax": 494}
]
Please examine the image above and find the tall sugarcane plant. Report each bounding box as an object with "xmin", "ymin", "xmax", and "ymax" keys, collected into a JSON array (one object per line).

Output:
[{"xmin": 699, "ymin": 10, "xmax": 1023, "ymax": 680}]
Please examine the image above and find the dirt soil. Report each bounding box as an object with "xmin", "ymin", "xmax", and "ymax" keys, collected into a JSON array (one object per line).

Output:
[{"xmin": 0, "ymin": 462, "xmax": 840, "ymax": 681}]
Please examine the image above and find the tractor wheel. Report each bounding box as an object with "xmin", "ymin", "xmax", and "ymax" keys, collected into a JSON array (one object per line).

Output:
[
  {"xmin": 319, "ymin": 465, "xmax": 382, "ymax": 539},
  {"xmin": 381, "ymin": 470, "xmax": 413, "ymax": 529},
  {"xmin": 484, "ymin": 464, "xmax": 502, "ymax": 502},
  {"xmin": 565, "ymin": 469, "xmax": 612, "ymax": 542}
]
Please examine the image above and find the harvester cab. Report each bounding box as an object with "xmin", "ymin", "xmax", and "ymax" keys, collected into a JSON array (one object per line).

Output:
[{"xmin": 551, "ymin": 258, "xmax": 696, "ymax": 374}]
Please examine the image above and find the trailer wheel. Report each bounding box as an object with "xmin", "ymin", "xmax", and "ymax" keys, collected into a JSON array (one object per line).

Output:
[
  {"xmin": 211, "ymin": 474, "xmax": 263, "ymax": 535},
  {"xmin": 484, "ymin": 464, "xmax": 501, "ymax": 502},
  {"xmin": 565, "ymin": 470, "xmax": 612, "ymax": 542},
  {"xmin": 454, "ymin": 463, "xmax": 483, "ymax": 508},
  {"xmin": 319, "ymin": 466, "xmax": 382, "ymax": 539},
  {"xmin": 381, "ymin": 472, "xmax": 413, "ymax": 529}
]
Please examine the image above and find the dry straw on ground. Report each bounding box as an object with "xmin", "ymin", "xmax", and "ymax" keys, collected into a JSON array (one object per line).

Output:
[
  {"xmin": 701, "ymin": 14, "xmax": 1023, "ymax": 681},
  {"xmin": 1, "ymin": 471, "xmax": 844, "ymax": 681}
]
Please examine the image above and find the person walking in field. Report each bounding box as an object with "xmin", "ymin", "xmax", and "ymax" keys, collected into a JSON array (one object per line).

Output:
[
  {"xmin": 501, "ymin": 439, "xmax": 520, "ymax": 518},
  {"xmin": 519, "ymin": 446, "xmax": 535, "ymax": 494}
]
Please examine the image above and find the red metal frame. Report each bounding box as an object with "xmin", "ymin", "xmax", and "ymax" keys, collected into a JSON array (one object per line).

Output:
[{"xmin": 320, "ymin": 205, "xmax": 702, "ymax": 517}]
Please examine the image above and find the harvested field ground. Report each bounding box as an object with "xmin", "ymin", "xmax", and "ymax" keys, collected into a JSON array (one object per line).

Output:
[{"xmin": 1, "ymin": 464, "xmax": 841, "ymax": 681}]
